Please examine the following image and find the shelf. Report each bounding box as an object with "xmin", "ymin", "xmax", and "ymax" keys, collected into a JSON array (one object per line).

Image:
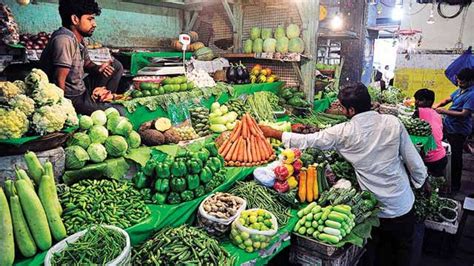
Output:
[
  {"xmin": 318, "ymin": 29, "xmax": 358, "ymax": 40},
  {"xmin": 222, "ymin": 53, "xmax": 302, "ymax": 62}
]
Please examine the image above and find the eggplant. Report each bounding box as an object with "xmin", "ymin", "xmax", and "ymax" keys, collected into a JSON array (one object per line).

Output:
[
  {"xmin": 235, "ymin": 61, "xmax": 245, "ymax": 81},
  {"xmin": 226, "ymin": 63, "xmax": 237, "ymax": 83}
]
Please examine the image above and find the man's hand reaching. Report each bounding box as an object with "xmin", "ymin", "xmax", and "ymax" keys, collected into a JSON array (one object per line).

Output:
[
  {"xmin": 98, "ymin": 60, "xmax": 115, "ymax": 77},
  {"xmin": 259, "ymin": 125, "xmax": 283, "ymax": 140},
  {"xmin": 92, "ymin": 87, "xmax": 113, "ymax": 102}
]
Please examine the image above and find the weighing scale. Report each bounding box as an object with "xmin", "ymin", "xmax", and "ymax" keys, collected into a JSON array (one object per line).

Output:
[{"xmin": 137, "ymin": 34, "xmax": 191, "ymax": 76}]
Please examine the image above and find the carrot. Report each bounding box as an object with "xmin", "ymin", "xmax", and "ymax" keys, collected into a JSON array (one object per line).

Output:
[
  {"xmin": 230, "ymin": 121, "xmax": 242, "ymax": 143},
  {"xmin": 243, "ymin": 140, "xmax": 248, "ymax": 162},
  {"xmin": 225, "ymin": 140, "xmax": 239, "ymax": 161},
  {"xmin": 232, "ymin": 138, "xmax": 242, "ymax": 162},
  {"xmin": 218, "ymin": 138, "xmax": 231, "ymax": 154},
  {"xmin": 220, "ymin": 139, "xmax": 233, "ymax": 158},
  {"xmin": 247, "ymin": 139, "xmax": 253, "ymax": 162},
  {"xmin": 238, "ymin": 137, "xmax": 246, "ymax": 162},
  {"xmin": 253, "ymin": 136, "xmax": 262, "ymax": 162},
  {"xmin": 307, "ymin": 165, "xmax": 315, "ymax": 202},
  {"xmin": 248, "ymin": 116, "xmax": 259, "ymax": 136},
  {"xmin": 299, "ymin": 169, "xmax": 307, "ymax": 202},
  {"xmin": 262, "ymin": 136, "xmax": 274, "ymax": 157},
  {"xmin": 250, "ymin": 116, "xmax": 264, "ymax": 135},
  {"xmin": 241, "ymin": 115, "xmax": 248, "ymax": 139},
  {"xmin": 256, "ymin": 137, "xmax": 269, "ymax": 159}
]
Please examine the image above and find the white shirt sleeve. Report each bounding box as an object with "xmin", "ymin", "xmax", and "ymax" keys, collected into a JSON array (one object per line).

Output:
[
  {"xmin": 282, "ymin": 124, "xmax": 343, "ymax": 150},
  {"xmin": 399, "ymin": 122, "xmax": 428, "ymax": 188}
]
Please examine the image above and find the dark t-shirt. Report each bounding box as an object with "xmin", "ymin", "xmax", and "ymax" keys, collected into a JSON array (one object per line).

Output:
[{"xmin": 40, "ymin": 27, "xmax": 89, "ymax": 97}]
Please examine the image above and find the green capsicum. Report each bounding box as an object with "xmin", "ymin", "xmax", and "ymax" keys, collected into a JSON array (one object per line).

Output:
[
  {"xmin": 171, "ymin": 160, "xmax": 187, "ymax": 177},
  {"xmin": 153, "ymin": 193, "xmax": 167, "ymax": 204},
  {"xmin": 186, "ymin": 174, "xmax": 200, "ymax": 190},
  {"xmin": 155, "ymin": 162, "xmax": 171, "ymax": 179},
  {"xmin": 180, "ymin": 190, "xmax": 194, "ymax": 202},
  {"xmin": 154, "ymin": 179, "xmax": 170, "ymax": 193},
  {"xmin": 204, "ymin": 142, "xmax": 219, "ymax": 157},
  {"xmin": 175, "ymin": 149, "xmax": 189, "ymax": 158},
  {"xmin": 187, "ymin": 159, "xmax": 202, "ymax": 174},
  {"xmin": 199, "ymin": 166, "xmax": 212, "ymax": 183},
  {"xmin": 206, "ymin": 157, "xmax": 222, "ymax": 173},
  {"xmin": 133, "ymin": 172, "xmax": 149, "ymax": 189},
  {"xmin": 143, "ymin": 160, "xmax": 157, "ymax": 177},
  {"xmin": 167, "ymin": 192, "xmax": 181, "ymax": 204},
  {"xmin": 170, "ymin": 177, "xmax": 186, "ymax": 192},
  {"xmin": 197, "ymin": 148, "xmax": 210, "ymax": 162},
  {"xmin": 204, "ymin": 182, "xmax": 216, "ymax": 193},
  {"xmin": 193, "ymin": 185, "xmax": 205, "ymax": 197}
]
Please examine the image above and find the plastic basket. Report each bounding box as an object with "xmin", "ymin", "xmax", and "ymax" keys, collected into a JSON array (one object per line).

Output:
[{"xmin": 44, "ymin": 225, "xmax": 131, "ymax": 266}]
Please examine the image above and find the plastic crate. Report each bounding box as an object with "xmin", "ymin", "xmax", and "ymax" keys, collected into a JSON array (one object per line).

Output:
[
  {"xmin": 424, "ymin": 199, "xmax": 462, "ymax": 234},
  {"xmin": 292, "ymin": 233, "xmax": 342, "ymax": 257},
  {"xmin": 289, "ymin": 242, "xmax": 365, "ymax": 266}
]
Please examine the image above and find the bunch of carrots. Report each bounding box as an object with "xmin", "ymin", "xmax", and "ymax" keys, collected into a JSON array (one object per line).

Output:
[
  {"xmin": 218, "ymin": 113, "xmax": 276, "ymax": 167},
  {"xmin": 298, "ymin": 165, "xmax": 319, "ymax": 203}
]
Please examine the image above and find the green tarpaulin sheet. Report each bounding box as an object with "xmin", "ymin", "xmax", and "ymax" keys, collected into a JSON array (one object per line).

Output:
[
  {"xmin": 125, "ymin": 82, "xmax": 284, "ymax": 129},
  {"xmin": 313, "ymin": 97, "xmax": 336, "ymax": 113},
  {"xmin": 125, "ymin": 51, "xmax": 193, "ymax": 76},
  {"xmin": 410, "ymin": 134, "xmax": 437, "ymax": 153},
  {"xmin": 0, "ymin": 126, "xmax": 78, "ymax": 146}
]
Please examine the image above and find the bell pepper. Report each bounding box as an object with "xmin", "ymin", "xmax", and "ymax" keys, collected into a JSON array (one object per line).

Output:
[
  {"xmin": 133, "ymin": 172, "xmax": 149, "ymax": 189},
  {"xmin": 274, "ymin": 165, "xmax": 289, "ymax": 181},
  {"xmin": 205, "ymin": 142, "xmax": 219, "ymax": 157},
  {"xmin": 193, "ymin": 185, "xmax": 205, "ymax": 197},
  {"xmin": 207, "ymin": 157, "xmax": 222, "ymax": 173},
  {"xmin": 171, "ymin": 161, "xmax": 187, "ymax": 177},
  {"xmin": 300, "ymin": 153, "xmax": 314, "ymax": 167},
  {"xmin": 187, "ymin": 174, "xmax": 200, "ymax": 190},
  {"xmin": 273, "ymin": 180, "xmax": 290, "ymax": 193},
  {"xmin": 293, "ymin": 159, "xmax": 303, "ymax": 173},
  {"xmin": 170, "ymin": 177, "xmax": 186, "ymax": 192},
  {"xmin": 143, "ymin": 160, "xmax": 157, "ymax": 177},
  {"xmin": 153, "ymin": 193, "xmax": 167, "ymax": 204},
  {"xmin": 205, "ymin": 182, "xmax": 216, "ymax": 193},
  {"xmin": 284, "ymin": 164, "xmax": 294, "ymax": 177},
  {"xmin": 175, "ymin": 149, "xmax": 189, "ymax": 158},
  {"xmin": 282, "ymin": 149, "xmax": 296, "ymax": 164},
  {"xmin": 287, "ymin": 176, "xmax": 298, "ymax": 189},
  {"xmin": 200, "ymin": 167, "xmax": 213, "ymax": 183},
  {"xmin": 292, "ymin": 148, "xmax": 302, "ymax": 159},
  {"xmin": 155, "ymin": 162, "xmax": 171, "ymax": 179},
  {"xmin": 180, "ymin": 190, "xmax": 194, "ymax": 202},
  {"xmin": 154, "ymin": 179, "xmax": 170, "ymax": 193},
  {"xmin": 197, "ymin": 149, "xmax": 210, "ymax": 162},
  {"xmin": 167, "ymin": 192, "xmax": 182, "ymax": 204},
  {"xmin": 187, "ymin": 159, "xmax": 202, "ymax": 174}
]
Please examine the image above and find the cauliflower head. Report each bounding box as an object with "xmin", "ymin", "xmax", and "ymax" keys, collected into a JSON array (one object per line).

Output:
[
  {"xmin": 32, "ymin": 105, "xmax": 67, "ymax": 135},
  {"xmin": 0, "ymin": 81, "xmax": 22, "ymax": 102},
  {"xmin": 13, "ymin": 80, "xmax": 26, "ymax": 95},
  {"xmin": 9, "ymin": 95, "xmax": 35, "ymax": 117},
  {"xmin": 59, "ymin": 98, "xmax": 79, "ymax": 126},
  {"xmin": 0, "ymin": 108, "xmax": 29, "ymax": 139},
  {"xmin": 25, "ymin": 68, "xmax": 49, "ymax": 92},
  {"xmin": 32, "ymin": 82, "xmax": 64, "ymax": 106}
]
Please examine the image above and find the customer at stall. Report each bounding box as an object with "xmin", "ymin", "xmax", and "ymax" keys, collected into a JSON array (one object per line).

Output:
[
  {"xmin": 433, "ymin": 67, "xmax": 474, "ymax": 192},
  {"xmin": 413, "ymin": 88, "xmax": 447, "ymax": 177},
  {"xmin": 259, "ymin": 83, "xmax": 428, "ymax": 266},
  {"xmin": 40, "ymin": 0, "xmax": 125, "ymax": 115}
]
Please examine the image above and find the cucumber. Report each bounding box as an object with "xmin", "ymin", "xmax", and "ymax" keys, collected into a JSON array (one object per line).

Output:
[
  {"xmin": 333, "ymin": 205, "xmax": 352, "ymax": 216},
  {"xmin": 0, "ymin": 187, "xmax": 15, "ymax": 265},
  {"xmin": 325, "ymin": 220, "xmax": 342, "ymax": 229},
  {"xmin": 16, "ymin": 179, "xmax": 52, "ymax": 251},
  {"xmin": 313, "ymin": 212, "xmax": 323, "ymax": 221},
  {"xmin": 323, "ymin": 227, "xmax": 341, "ymax": 236},
  {"xmin": 307, "ymin": 227, "xmax": 315, "ymax": 235},
  {"xmin": 318, "ymin": 233, "xmax": 340, "ymax": 244},
  {"xmin": 328, "ymin": 212, "xmax": 347, "ymax": 223},
  {"xmin": 304, "ymin": 202, "xmax": 317, "ymax": 215},
  {"xmin": 297, "ymin": 209, "xmax": 305, "ymax": 218},
  {"xmin": 39, "ymin": 174, "xmax": 67, "ymax": 242},
  {"xmin": 311, "ymin": 205, "xmax": 322, "ymax": 214},
  {"xmin": 298, "ymin": 226, "xmax": 306, "ymax": 235},
  {"xmin": 306, "ymin": 213, "xmax": 313, "ymax": 221}
]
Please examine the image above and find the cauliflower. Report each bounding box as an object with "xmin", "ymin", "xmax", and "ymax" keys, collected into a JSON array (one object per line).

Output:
[
  {"xmin": 0, "ymin": 81, "xmax": 22, "ymax": 102},
  {"xmin": 32, "ymin": 82, "xmax": 64, "ymax": 106},
  {"xmin": 25, "ymin": 68, "xmax": 49, "ymax": 92},
  {"xmin": 0, "ymin": 108, "xmax": 29, "ymax": 139},
  {"xmin": 13, "ymin": 80, "xmax": 26, "ymax": 95},
  {"xmin": 32, "ymin": 105, "xmax": 67, "ymax": 135},
  {"xmin": 9, "ymin": 94, "xmax": 35, "ymax": 117},
  {"xmin": 59, "ymin": 98, "xmax": 79, "ymax": 126}
]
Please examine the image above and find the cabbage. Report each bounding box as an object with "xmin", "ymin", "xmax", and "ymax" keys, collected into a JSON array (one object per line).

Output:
[
  {"xmin": 263, "ymin": 38, "xmax": 277, "ymax": 53},
  {"xmin": 219, "ymin": 105, "xmax": 228, "ymax": 114},
  {"xmin": 106, "ymin": 114, "xmax": 121, "ymax": 131},
  {"xmin": 261, "ymin": 28, "xmax": 273, "ymax": 40},
  {"xmin": 112, "ymin": 118, "xmax": 133, "ymax": 136},
  {"xmin": 210, "ymin": 102, "xmax": 220, "ymax": 112},
  {"xmin": 243, "ymin": 39, "xmax": 253, "ymax": 53},
  {"xmin": 286, "ymin": 24, "xmax": 301, "ymax": 39},
  {"xmin": 275, "ymin": 25, "xmax": 286, "ymax": 39},
  {"xmin": 104, "ymin": 135, "xmax": 128, "ymax": 157},
  {"xmin": 105, "ymin": 107, "xmax": 120, "ymax": 118},
  {"xmin": 252, "ymin": 38, "xmax": 263, "ymax": 53},
  {"xmin": 65, "ymin": 145, "xmax": 90, "ymax": 169},
  {"xmin": 79, "ymin": 115, "xmax": 93, "ymax": 130},
  {"xmin": 289, "ymin": 37, "xmax": 305, "ymax": 53},
  {"xmin": 250, "ymin": 27, "xmax": 261, "ymax": 40},
  {"xmin": 87, "ymin": 143, "xmax": 107, "ymax": 163},
  {"xmin": 226, "ymin": 121, "xmax": 237, "ymax": 130},
  {"xmin": 276, "ymin": 37, "xmax": 289, "ymax": 53},
  {"xmin": 127, "ymin": 131, "xmax": 141, "ymax": 149},
  {"xmin": 67, "ymin": 132, "xmax": 91, "ymax": 149},
  {"xmin": 210, "ymin": 124, "xmax": 228, "ymax": 133},
  {"xmin": 91, "ymin": 110, "xmax": 107, "ymax": 126},
  {"xmin": 88, "ymin": 125, "xmax": 109, "ymax": 144},
  {"xmin": 209, "ymin": 116, "xmax": 228, "ymax": 125},
  {"xmin": 227, "ymin": 111, "xmax": 238, "ymax": 121}
]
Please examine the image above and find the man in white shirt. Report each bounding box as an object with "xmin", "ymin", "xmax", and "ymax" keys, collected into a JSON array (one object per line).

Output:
[{"xmin": 260, "ymin": 83, "xmax": 428, "ymax": 266}]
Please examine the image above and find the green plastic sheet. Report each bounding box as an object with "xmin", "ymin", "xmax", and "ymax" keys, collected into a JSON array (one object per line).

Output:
[
  {"xmin": 0, "ymin": 126, "xmax": 78, "ymax": 146},
  {"xmin": 125, "ymin": 82, "xmax": 284, "ymax": 129},
  {"xmin": 410, "ymin": 135, "xmax": 437, "ymax": 153},
  {"xmin": 313, "ymin": 97, "xmax": 336, "ymax": 113},
  {"xmin": 125, "ymin": 51, "xmax": 193, "ymax": 76}
]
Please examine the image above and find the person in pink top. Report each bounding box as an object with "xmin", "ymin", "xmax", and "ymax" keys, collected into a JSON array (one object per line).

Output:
[{"xmin": 413, "ymin": 89, "xmax": 447, "ymax": 176}]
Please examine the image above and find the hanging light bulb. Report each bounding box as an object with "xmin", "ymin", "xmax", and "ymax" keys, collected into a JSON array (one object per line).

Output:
[{"xmin": 331, "ymin": 12, "xmax": 343, "ymax": 30}]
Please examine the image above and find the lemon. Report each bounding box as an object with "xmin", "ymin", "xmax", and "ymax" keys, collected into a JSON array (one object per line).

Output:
[
  {"xmin": 264, "ymin": 213, "xmax": 272, "ymax": 219},
  {"xmin": 231, "ymin": 228, "xmax": 239, "ymax": 236},
  {"xmin": 249, "ymin": 215, "xmax": 257, "ymax": 224},
  {"xmin": 253, "ymin": 241, "xmax": 261, "ymax": 249},
  {"xmin": 234, "ymin": 235, "xmax": 243, "ymax": 244},
  {"xmin": 245, "ymin": 246, "xmax": 254, "ymax": 253},
  {"xmin": 257, "ymin": 209, "xmax": 265, "ymax": 216},
  {"xmin": 264, "ymin": 219, "xmax": 273, "ymax": 228},
  {"xmin": 257, "ymin": 216, "xmax": 264, "ymax": 223},
  {"xmin": 240, "ymin": 231, "xmax": 250, "ymax": 240},
  {"xmin": 238, "ymin": 218, "xmax": 246, "ymax": 225},
  {"xmin": 244, "ymin": 239, "xmax": 253, "ymax": 247}
]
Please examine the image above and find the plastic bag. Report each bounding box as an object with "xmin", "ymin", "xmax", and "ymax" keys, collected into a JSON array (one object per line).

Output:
[
  {"xmin": 230, "ymin": 209, "xmax": 278, "ymax": 253},
  {"xmin": 445, "ymin": 47, "xmax": 474, "ymax": 85},
  {"xmin": 253, "ymin": 160, "xmax": 281, "ymax": 187},
  {"xmin": 167, "ymin": 101, "xmax": 191, "ymax": 127},
  {"xmin": 197, "ymin": 193, "xmax": 246, "ymax": 237}
]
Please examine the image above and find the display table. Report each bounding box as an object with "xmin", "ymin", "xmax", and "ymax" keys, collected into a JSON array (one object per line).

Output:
[{"xmin": 124, "ymin": 82, "xmax": 284, "ymax": 129}]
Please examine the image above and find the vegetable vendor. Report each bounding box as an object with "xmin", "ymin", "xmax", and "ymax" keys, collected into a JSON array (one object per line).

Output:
[
  {"xmin": 433, "ymin": 67, "xmax": 474, "ymax": 193},
  {"xmin": 39, "ymin": 0, "xmax": 125, "ymax": 115},
  {"xmin": 413, "ymin": 89, "xmax": 447, "ymax": 177},
  {"xmin": 260, "ymin": 83, "xmax": 428, "ymax": 266}
]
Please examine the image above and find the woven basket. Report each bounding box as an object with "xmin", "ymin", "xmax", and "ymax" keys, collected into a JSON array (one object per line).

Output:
[
  {"xmin": 378, "ymin": 104, "xmax": 399, "ymax": 116},
  {"xmin": 0, "ymin": 132, "xmax": 71, "ymax": 156}
]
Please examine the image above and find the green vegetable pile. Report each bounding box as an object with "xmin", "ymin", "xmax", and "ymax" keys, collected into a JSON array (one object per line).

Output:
[
  {"xmin": 229, "ymin": 181, "xmax": 292, "ymax": 226},
  {"xmin": 189, "ymin": 106, "xmax": 211, "ymax": 137},
  {"xmin": 291, "ymin": 112, "xmax": 347, "ymax": 129},
  {"xmin": 277, "ymin": 87, "xmax": 310, "ymax": 108},
  {"xmin": 132, "ymin": 225, "xmax": 235, "ymax": 265},
  {"xmin": 400, "ymin": 117, "xmax": 432, "ymax": 136},
  {"xmin": 227, "ymin": 99, "xmax": 246, "ymax": 117},
  {"xmin": 245, "ymin": 91, "xmax": 277, "ymax": 122},
  {"xmin": 381, "ymin": 86, "xmax": 405, "ymax": 105},
  {"xmin": 51, "ymin": 225, "xmax": 126, "ymax": 265},
  {"xmin": 58, "ymin": 179, "xmax": 150, "ymax": 234},
  {"xmin": 131, "ymin": 76, "xmax": 194, "ymax": 98},
  {"xmin": 133, "ymin": 142, "xmax": 227, "ymax": 205}
]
